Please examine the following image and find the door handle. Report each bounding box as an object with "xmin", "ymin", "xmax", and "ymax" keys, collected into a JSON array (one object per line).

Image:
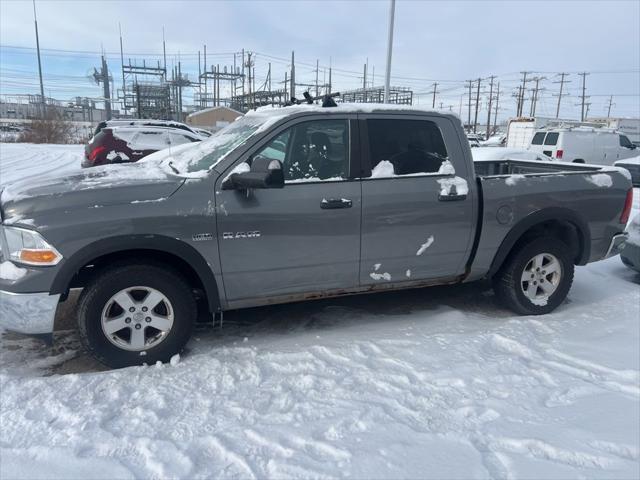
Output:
[
  {"xmin": 321, "ymin": 198, "xmax": 352, "ymax": 209},
  {"xmin": 438, "ymin": 193, "xmax": 467, "ymax": 202}
]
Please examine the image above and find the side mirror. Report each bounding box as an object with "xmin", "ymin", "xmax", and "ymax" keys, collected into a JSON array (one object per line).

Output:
[
  {"xmin": 222, "ymin": 156, "xmax": 284, "ymax": 190},
  {"xmin": 630, "ymin": 144, "xmax": 637, "ymax": 150}
]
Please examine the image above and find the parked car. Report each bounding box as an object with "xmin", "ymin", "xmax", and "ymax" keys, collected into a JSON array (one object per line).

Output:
[
  {"xmin": 93, "ymin": 119, "xmax": 200, "ymax": 137},
  {"xmin": 83, "ymin": 126, "xmax": 202, "ymax": 168},
  {"xmin": 614, "ymin": 156, "xmax": 640, "ymax": 186},
  {"xmin": 528, "ymin": 127, "xmax": 637, "ymax": 164},
  {"xmin": 480, "ymin": 135, "xmax": 506, "ymax": 147},
  {"xmin": 472, "ymin": 147, "xmax": 553, "ymax": 162},
  {"xmin": 0, "ymin": 103, "xmax": 632, "ymax": 368},
  {"xmin": 621, "ymin": 213, "xmax": 640, "ymax": 272}
]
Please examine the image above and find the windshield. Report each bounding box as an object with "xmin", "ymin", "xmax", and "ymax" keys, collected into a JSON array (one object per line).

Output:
[{"xmin": 158, "ymin": 115, "xmax": 268, "ymax": 176}]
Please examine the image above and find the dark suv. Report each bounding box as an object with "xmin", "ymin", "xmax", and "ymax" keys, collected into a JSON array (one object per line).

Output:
[{"xmin": 83, "ymin": 126, "xmax": 202, "ymax": 168}]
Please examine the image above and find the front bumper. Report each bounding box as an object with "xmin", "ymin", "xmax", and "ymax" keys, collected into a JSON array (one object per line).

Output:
[
  {"xmin": 604, "ymin": 232, "xmax": 629, "ymax": 259},
  {"xmin": 0, "ymin": 289, "xmax": 60, "ymax": 335}
]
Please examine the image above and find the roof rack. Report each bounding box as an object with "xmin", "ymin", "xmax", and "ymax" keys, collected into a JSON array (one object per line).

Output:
[{"xmin": 286, "ymin": 91, "xmax": 341, "ymax": 108}]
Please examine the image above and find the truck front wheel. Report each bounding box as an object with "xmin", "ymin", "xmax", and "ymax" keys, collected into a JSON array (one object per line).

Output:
[
  {"xmin": 77, "ymin": 263, "xmax": 197, "ymax": 368},
  {"xmin": 493, "ymin": 236, "xmax": 574, "ymax": 315}
]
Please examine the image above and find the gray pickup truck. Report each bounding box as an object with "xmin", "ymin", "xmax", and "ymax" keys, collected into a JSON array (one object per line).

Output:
[{"xmin": 0, "ymin": 104, "xmax": 633, "ymax": 368}]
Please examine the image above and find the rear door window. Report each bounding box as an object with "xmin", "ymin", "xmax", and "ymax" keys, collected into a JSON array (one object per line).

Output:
[
  {"xmin": 544, "ymin": 132, "xmax": 559, "ymax": 145},
  {"xmin": 131, "ymin": 131, "xmax": 169, "ymax": 150},
  {"xmin": 169, "ymin": 132, "xmax": 200, "ymax": 145},
  {"xmin": 366, "ymin": 119, "xmax": 449, "ymax": 176},
  {"xmin": 531, "ymin": 132, "xmax": 546, "ymax": 145}
]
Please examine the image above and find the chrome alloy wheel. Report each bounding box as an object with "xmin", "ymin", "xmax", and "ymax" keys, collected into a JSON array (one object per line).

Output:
[
  {"xmin": 520, "ymin": 253, "xmax": 563, "ymax": 304},
  {"xmin": 100, "ymin": 286, "xmax": 174, "ymax": 351}
]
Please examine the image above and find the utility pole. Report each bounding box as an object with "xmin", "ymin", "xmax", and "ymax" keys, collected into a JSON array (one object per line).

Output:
[
  {"xmin": 177, "ymin": 61, "xmax": 182, "ymax": 121},
  {"xmin": 32, "ymin": 0, "xmax": 46, "ymax": 117},
  {"xmin": 493, "ymin": 82, "xmax": 500, "ymax": 133},
  {"xmin": 101, "ymin": 56, "xmax": 112, "ymax": 120},
  {"xmin": 290, "ymin": 50, "xmax": 295, "ymax": 100},
  {"xmin": 119, "ymin": 23, "xmax": 126, "ymax": 106},
  {"xmin": 553, "ymin": 72, "xmax": 569, "ymax": 119},
  {"xmin": 162, "ymin": 27, "xmax": 167, "ymax": 74},
  {"xmin": 578, "ymin": 72, "xmax": 589, "ymax": 121},
  {"xmin": 197, "ymin": 51, "xmax": 201, "ymax": 107},
  {"xmin": 530, "ymin": 76, "xmax": 544, "ymax": 117},
  {"xmin": 466, "ymin": 79, "xmax": 473, "ymax": 130},
  {"xmin": 486, "ymin": 75, "xmax": 495, "ymax": 140},
  {"xmin": 431, "ymin": 82, "xmax": 438, "ymax": 109},
  {"xmin": 383, "ymin": 0, "xmax": 396, "ymax": 103},
  {"xmin": 315, "ymin": 59, "xmax": 319, "ymax": 98},
  {"xmin": 246, "ymin": 52, "xmax": 254, "ymax": 108},
  {"xmin": 363, "ymin": 63, "xmax": 367, "ymax": 94},
  {"xmin": 473, "ymin": 77, "xmax": 481, "ymax": 133},
  {"xmin": 93, "ymin": 56, "xmax": 112, "ymax": 120},
  {"xmin": 517, "ymin": 71, "xmax": 530, "ymax": 116},
  {"xmin": 606, "ymin": 95, "xmax": 614, "ymax": 117},
  {"xmin": 216, "ymin": 64, "xmax": 220, "ymax": 106},
  {"xmin": 204, "ymin": 45, "xmax": 208, "ymax": 107}
]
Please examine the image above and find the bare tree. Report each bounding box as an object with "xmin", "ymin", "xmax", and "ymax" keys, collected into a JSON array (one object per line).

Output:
[{"xmin": 19, "ymin": 108, "xmax": 74, "ymax": 144}]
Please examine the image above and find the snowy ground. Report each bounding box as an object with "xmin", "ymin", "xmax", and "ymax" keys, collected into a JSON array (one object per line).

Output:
[
  {"xmin": 1, "ymin": 144, "xmax": 639, "ymax": 479},
  {"xmin": 0, "ymin": 143, "xmax": 84, "ymax": 187}
]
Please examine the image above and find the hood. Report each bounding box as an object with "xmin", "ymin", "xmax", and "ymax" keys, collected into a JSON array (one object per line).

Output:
[{"xmin": 0, "ymin": 162, "xmax": 185, "ymax": 225}]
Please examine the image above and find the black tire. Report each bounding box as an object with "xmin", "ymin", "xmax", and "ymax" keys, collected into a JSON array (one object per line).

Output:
[
  {"xmin": 493, "ymin": 236, "xmax": 574, "ymax": 315},
  {"xmin": 77, "ymin": 263, "xmax": 196, "ymax": 368}
]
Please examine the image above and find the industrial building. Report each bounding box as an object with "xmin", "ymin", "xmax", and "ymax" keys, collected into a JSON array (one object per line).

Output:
[{"xmin": 186, "ymin": 106, "xmax": 243, "ymax": 132}]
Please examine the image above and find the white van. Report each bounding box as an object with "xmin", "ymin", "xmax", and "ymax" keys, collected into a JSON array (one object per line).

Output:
[{"xmin": 528, "ymin": 127, "xmax": 637, "ymax": 165}]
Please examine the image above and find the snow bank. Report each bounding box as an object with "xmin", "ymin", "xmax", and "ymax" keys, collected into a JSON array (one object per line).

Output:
[{"xmin": 0, "ymin": 144, "xmax": 83, "ymax": 188}]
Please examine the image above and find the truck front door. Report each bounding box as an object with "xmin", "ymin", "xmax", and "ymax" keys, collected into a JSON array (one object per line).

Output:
[{"xmin": 215, "ymin": 117, "xmax": 361, "ymax": 307}]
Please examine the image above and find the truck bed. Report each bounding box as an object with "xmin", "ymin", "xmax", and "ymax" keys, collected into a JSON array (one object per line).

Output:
[
  {"xmin": 467, "ymin": 159, "xmax": 631, "ymax": 282},
  {"xmin": 474, "ymin": 159, "xmax": 605, "ymax": 177}
]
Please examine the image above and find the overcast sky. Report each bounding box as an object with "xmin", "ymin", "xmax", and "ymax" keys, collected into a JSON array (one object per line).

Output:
[{"xmin": 1, "ymin": 0, "xmax": 639, "ymax": 120}]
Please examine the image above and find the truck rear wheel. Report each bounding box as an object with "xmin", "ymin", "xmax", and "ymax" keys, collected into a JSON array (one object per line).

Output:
[
  {"xmin": 493, "ymin": 236, "xmax": 574, "ymax": 315},
  {"xmin": 77, "ymin": 263, "xmax": 196, "ymax": 368}
]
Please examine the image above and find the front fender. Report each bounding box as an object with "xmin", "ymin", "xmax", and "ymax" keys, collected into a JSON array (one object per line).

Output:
[{"xmin": 50, "ymin": 234, "xmax": 221, "ymax": 312}]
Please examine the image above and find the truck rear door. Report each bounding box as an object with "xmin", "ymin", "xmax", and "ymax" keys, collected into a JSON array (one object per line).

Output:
[{"xmin": 358, "ymin": 114, "xmax": 477, "ymax": 286}]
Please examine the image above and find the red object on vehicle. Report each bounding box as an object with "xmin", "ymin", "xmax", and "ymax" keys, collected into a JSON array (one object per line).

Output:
[
  {"xmin": 87, "ymin": 145, "xmax": 106, "ymax": 162},
  {"xmin": 620, "ymin": 188, "xmax": 633, "ymax": 224},
  {"xmin": 555, "ymin": 149, "xmax": 563, "ymax": 159}
]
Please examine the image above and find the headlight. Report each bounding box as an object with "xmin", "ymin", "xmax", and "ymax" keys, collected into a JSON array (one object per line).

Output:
[{"xmin": 1, "ymin": 226, "xmax": 62, "ymax": 266}]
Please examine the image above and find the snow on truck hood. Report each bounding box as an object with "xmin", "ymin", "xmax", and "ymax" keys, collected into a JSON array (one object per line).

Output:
[{"xmin": 0, "ymin": 161, "xmax": 183, "ymax": 223}]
